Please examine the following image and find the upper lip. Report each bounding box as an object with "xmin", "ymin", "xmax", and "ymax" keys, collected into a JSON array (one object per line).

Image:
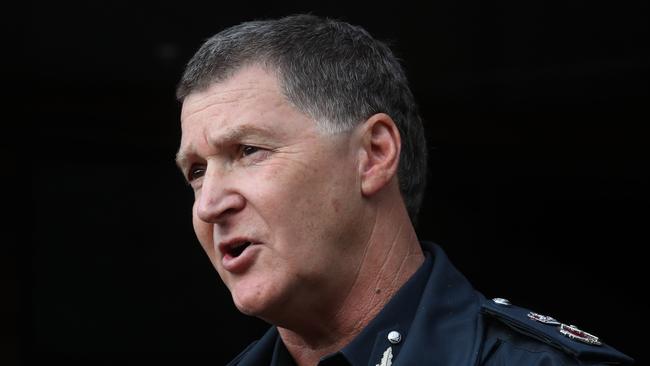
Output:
[{"xmin": 218, "ymin": 237, "xmax": 259, "ymax": 256}]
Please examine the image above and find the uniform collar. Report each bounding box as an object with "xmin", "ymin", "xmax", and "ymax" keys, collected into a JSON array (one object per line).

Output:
[
  {"xmin": 395, "ymin": 242, "xmax": 484, "ymax": 366},
  {"xmin": 238, "ymin": 242, "xmax": 484, "ymax": 366},
  {"xmin": 268, "ymin": 251, "xmax": 432, "ymax": 366},
  {"xmin": 333, "ymin": 248, "xmax": 433, "ymax": 366}
]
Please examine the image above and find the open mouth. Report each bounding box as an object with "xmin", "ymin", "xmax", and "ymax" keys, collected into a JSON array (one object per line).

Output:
[
  {"xmin": 220, "ymin": 239, "xmax": 260, "ymax": 272},
  {"xmin": 227, "ymin": 241, "xmax": 252, "ymax": 258}
]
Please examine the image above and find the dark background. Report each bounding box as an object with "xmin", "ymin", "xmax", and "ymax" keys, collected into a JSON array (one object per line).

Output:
[{"xmin": 4, "ymin": 1, "xmax": 648, "ymax": 365}]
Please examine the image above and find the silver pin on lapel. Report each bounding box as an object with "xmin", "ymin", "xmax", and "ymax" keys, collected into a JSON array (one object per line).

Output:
[
  {"xmin": 387, "ymin": 331, "xmax": 402, "ymax": 344},
  {"xmin": 375, "ymin": 347, "xmax": 393, "ymax": 366}
]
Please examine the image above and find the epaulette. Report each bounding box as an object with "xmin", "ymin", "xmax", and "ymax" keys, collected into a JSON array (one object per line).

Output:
[{"xmin": 481, "ymin": 297, "xmax": 634, "ymax": 364}]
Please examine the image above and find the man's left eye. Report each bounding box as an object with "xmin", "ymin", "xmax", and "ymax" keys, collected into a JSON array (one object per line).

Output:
[{"xmin": 241, "ymin": 145, "xmax": 260, "ymax": 157}]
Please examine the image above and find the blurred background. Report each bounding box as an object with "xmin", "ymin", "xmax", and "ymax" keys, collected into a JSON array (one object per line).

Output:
[{"xmin": 5, "ymin": 0, "xmax": 648, "ymax": 365}]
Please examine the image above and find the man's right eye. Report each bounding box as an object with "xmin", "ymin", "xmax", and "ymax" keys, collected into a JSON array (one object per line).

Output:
[{"xmin": 188, "ymin": 165, "xmax": 206, "ymax": 181}]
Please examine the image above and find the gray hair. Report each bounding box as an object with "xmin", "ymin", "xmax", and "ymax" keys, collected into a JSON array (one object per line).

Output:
[{"xmin": 177, "ymin": 14, "xmax": 427, "ymax": 222}]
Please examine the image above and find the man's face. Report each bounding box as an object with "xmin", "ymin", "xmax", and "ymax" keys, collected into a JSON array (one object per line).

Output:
[{"xmin": 177, "ymin": 65, "xmax": 369, "ymax": 321}]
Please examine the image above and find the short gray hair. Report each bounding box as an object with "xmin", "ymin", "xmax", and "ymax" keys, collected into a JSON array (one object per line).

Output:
[{"xmin": 177, "ymin": 14, "xmax": 427, "ymax": 222}]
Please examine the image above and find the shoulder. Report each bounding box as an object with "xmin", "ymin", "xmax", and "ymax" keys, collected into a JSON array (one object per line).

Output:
[{"xmin": 478, "ymin": 297, "xmax": 634, "ymax": 365}]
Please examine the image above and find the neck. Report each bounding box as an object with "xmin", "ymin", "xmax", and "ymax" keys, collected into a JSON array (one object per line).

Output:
[{"xmin": 278, "ymin": 192, "xmax": 424, "ymax": 366}]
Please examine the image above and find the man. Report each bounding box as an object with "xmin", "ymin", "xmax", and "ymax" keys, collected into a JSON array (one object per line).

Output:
[{"xmin": 175, "ymin": 14, "xmax": 633, "ymax": 365}]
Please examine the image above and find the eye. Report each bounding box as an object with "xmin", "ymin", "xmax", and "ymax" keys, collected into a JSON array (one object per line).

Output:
[
  {"xmin": 240, "ymin": 145, "xmax": 260, "ymax": 157},
  {"xmin": 187, "ymin": 165, "xmax": 206, "ymax": 181}
]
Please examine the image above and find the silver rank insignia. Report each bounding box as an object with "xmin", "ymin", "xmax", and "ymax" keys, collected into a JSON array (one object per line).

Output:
[
  {"xmin": 375, "ymin": 346, "xmax": 393, "ymax": 366},
  {"xmin": 527, "ymin": 311, "xmax": 561, "ymax": 325},
  {"xmin": 559, "ymin": 324, "xmax": 602, "ymax": 346}
]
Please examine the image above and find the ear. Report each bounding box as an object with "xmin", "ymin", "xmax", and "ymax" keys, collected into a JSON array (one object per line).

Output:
[{"xmin": 358, "ymin": 113, "xmax": 401, "ymax": 197}]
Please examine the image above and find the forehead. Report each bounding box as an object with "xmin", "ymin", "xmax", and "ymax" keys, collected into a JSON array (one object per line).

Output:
[
  {"xmin": 177, "ymin": 65, "xmax": 319, "ymax": 157},
  {"xmin": 180, "ymin": 65, "xmax": 286, "ymax": 124}
]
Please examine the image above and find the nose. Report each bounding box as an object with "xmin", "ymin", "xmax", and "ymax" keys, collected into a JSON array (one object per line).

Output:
[{"xmin": 195, "ymin": 166, "xmax": 245, "ymax": 224}]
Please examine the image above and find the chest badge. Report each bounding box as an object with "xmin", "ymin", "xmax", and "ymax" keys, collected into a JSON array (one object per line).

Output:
[
  {"xmin": 559, "ymin": 324, "xmax": 602, "ymax": 346},
  {"xmin": 375, "ymin": 346, "xmax": 393, "ymax": 366}
]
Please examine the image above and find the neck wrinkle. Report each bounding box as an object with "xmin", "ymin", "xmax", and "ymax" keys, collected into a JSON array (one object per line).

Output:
[{"xmin": 279, "ymin": 198, "xmax": 423, "ymax": 366}]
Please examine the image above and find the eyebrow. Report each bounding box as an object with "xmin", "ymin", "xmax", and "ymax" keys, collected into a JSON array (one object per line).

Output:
[
  {"xmin": 174, "ymin": 150, "xmax": 195, "ymax": 176},
  {"xmin": 175, "ymin": 124, "xmax": 277, "ymax": 174}
]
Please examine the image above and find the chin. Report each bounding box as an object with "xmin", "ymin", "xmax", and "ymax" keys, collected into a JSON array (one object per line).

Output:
[
  {"xmin": 233, "ymin": 302, "xmax": 258, "ymax": 317},
  {"xmin": 232, "ymin": 296, "xmax": 259, "ymax": 316},
  {"xmin": 231, "ymin": 288, "xmax": 274, "ymax": 317},
  {"xmin": 231, "ymin": 285, "xmax": 291, "ymax": 323}
]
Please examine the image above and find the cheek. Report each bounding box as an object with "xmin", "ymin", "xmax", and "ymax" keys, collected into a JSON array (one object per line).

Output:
[
  {"xmin": 330, "ymin": 197, "xmax": 341, "ymax": 214},
  {"xmin": 270, "ymin": 164, "xmax": 355, "ymax": 234}
]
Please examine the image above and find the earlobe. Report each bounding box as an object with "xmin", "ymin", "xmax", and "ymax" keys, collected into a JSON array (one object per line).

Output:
[{"xmin": 359, "ymin": 113, "xmax": 401, "ymax": 197}]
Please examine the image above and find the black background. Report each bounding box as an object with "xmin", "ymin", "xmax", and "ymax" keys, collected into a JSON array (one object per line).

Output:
[{"xmin": 4, "ymin": 1, "xmax": 648, "ymax": 365}]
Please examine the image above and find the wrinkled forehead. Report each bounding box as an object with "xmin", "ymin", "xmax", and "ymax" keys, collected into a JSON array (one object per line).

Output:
[
  {"xmin": 180, "ymin": 65, "xmax": 285, "ymax": 123},
  {"xmin": 177, "ymin": 65, "xmax": 332, "ymax": 160}
]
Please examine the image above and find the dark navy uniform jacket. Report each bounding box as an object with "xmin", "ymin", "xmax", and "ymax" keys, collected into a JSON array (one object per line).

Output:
[{"xmin": 227, "ymin": 242, "xmax": 633, "ymax": 365}]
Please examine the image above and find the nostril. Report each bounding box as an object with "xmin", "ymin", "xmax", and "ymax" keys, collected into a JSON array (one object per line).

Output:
[{"xmin": 221, "ymin": 207, "xmax": 240, "ymax": 217}]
